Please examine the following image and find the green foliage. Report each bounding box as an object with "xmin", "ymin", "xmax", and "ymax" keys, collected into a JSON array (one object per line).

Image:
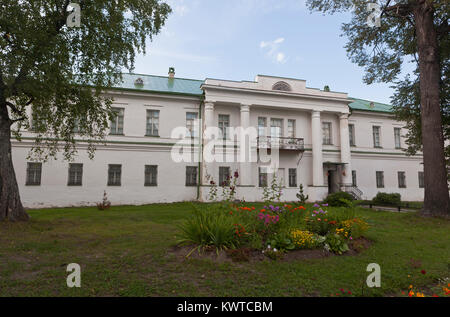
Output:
[
  {"xmin": 372, "ymin": 192, "xmax": 401, "ymax": 206},
  {"xmin": 267, "ymin": 232, "xmax": 295, "ymax": 251},
  {"xmin": 262, "ymin": 173, "xmax": 283, "ymax": 203},
  {"xmin": 177, "ymin": 204, "xmax": 239, "ymax": 252},
  {"xmin": 0, "ymin": 0, "xmax": 171, "ymax": 161},
  {"xmin": 324, "ymin": 233, "xmax": 349, "ymax": 255},
  {"xmin": 296, "ymin": 184, "xmax": 309, "ymax": 204},
  {"xmin": 323, "ymin": 192, "xmax": 354, "ymax": 207}
]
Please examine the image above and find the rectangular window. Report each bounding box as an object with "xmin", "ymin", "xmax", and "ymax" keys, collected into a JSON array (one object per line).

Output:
[
  {"xmin": 110, "ymin": 108, "xmax": 124, "ymax": 135},
  {"xmin": 394, "ymin": 128, "xmax": 401, "ymax": 149},
  {"xmin": 146, "ymin": 110, "xmax": 160, "ymax": 136},
  {"xmin": 258, "ymin": 117, "xmax": 267, "ymax": 137},
  {"xmin": 68, "ymin": 163, "xmax": 83, "ymax": 186},
  {"xmin": 219, "ymin": 166, "xmax": 231, "ymax": 186},
  {"xmin": 26, "ymin": 162, "xmax": 42, "ymax": 186},
  {"xmin": 29, "ymin": 107, "xmax": 42, "ymax": 132},
  {"xmin": 287, "ymin": 119, "xmax": 296, "ymax": 138},
  {"xmin": 373, "ymin": 126, "xmax": 381, "ymax": 148},
  {"xmin": 218, "ymin": 115, "xmax": 230, "ymax": 139},
  {"xmin": 185, "ymin": 166, "xmax": 198, "ymax": 186},
  {"xmin": 322, "ymin": 122, "xmax": 332, "ymax": 145},
  {"xmin": 352, "ymin": 170, "xmax": 357, "ymax": 187},
  {"xmin": 376, "ymin": 171, "xmax": 384, "ymax": 188},
  {"xmin": 72, "ymin": 118, "xmax": 84, "ymax": 134},
  {"xmin": 258, "ymin": 167, "xmax": 268, "ymax": 187},
  {"xmin": 288, "ymin": 168, "xmax": 297, "ymax": 187},
  {"xmin": 398, "ymin": 171, "xmax": 406, "ymax": 188},
  {"xmin": 418, "ymin": 171, "xmax": 424, "ymax": 188},
  {"xmin": 186, "ymin": 112, "xmax": 198, "ymax": 138},
  {"xmin": 145, "ymin": 165, "xmax": 158, "ymax": 186},
  {"xmin": 108, "ymin": 164, "xmax": 122, "ymax": 186},
  {"xmin": 349, "ymin": 124, "xmax": 356, "ymax": 146},
  {"xmin": 270, "ymin": 118, "xmax": 283, "ymax": 138}
]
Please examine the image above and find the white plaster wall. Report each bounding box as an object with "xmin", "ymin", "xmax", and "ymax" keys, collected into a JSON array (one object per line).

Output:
[{"xmin": 13, "ymin": 145, "xmax": 199, "ymax": 208}]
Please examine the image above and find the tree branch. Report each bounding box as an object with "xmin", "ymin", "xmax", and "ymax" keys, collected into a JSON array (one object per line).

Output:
[{"xmin": 10, "ymin": 1, "xmax": 72, "ymax": 96}]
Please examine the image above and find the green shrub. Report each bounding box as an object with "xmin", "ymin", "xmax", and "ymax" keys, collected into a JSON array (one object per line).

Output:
[
  {"xmin": 323, "ymin": 192, "xmax": 354, "ymax": 207},
  {"xmin": 372, "ymin": 192, "xmax": 401, "ymax": 206}
]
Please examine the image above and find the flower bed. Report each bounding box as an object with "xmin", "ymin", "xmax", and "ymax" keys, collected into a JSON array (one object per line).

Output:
[{"xmin": 177, "ymin": 202, "xmax": 370, "ymax": 260}]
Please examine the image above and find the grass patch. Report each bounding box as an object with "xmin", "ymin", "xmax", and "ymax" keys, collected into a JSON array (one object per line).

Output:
[{"xmin": 0, "ymin": 203, "xmax": 448, "ymax": 297}]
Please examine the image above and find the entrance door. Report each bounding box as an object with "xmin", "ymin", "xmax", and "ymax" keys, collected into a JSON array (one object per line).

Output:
[{"xmin": 328, "ymin": 170, "xmax": 338, "ymax": 194}]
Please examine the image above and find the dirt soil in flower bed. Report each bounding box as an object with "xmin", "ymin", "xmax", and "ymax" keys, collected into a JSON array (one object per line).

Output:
[{"xmin": 169, "ymin": 237, "xmax": 373, "ymax": 263}]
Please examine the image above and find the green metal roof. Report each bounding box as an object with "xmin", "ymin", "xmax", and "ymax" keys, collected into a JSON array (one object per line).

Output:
[
  {"xmin": 111, "ymin": 74, "xmax": 393, "ymax": 112},
  {"xmin": 348, "ymin": 97, "xmax": 393, "ymax": 113},
  {"xmin": 113, "ymin": 73, "xmax": 204, "ymax": 96}
]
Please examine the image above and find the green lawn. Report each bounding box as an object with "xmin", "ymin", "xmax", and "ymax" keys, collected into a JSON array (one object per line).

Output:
[{"xmin": 0, "ymin": 203, "xmax": 448, "ymax": 297}]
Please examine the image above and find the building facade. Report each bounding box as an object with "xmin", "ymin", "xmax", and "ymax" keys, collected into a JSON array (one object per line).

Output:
[{"xmin": 11, "ymin": 71, "xmax": 425, "ymax": 208}]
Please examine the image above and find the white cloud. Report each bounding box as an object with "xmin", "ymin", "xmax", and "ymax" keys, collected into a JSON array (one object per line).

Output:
[
  {"xmin": 276, "ymin": 52, "xmax": 286, "ymax": 63},
  {"xmin": 260, "ymin": 38, "xmax": 287, "ymax": 64}
]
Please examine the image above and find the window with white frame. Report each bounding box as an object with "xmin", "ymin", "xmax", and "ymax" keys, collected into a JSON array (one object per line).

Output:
[
  {"xmin": 68, "ymin": 163, "xmax": 83, "ymax": 186},
  {"xmin": 373, "ymin": 126, "xmax": 381, "ymax": 148},
  {"xmin": 270, "ymin": 118, "xmax": 283, "ymax": 138},
  {"xmin": 322, "ymin": 122, "xmax": 332, "ymax": 145},
  {"xmin": 185, "ymin": 166, "xmax": 198, "ymax": 186},
  {"xmin": 394, "ymin": 128, "xmax": 401, "ymax": 149},
  {"xmin": 349, "ymin": 124, "xmax": 356, "ymax": 146},
  {"xmin": 258, "ymin": 117, "xmax": 267, "ymax": 137},
  {"xmin": 287, "ymin": 119, "xmax": 296, "ymax": 138},
  {"xmin": 352, "ymin": 170, "xmax": 357, "ymax": 187},
  {"xmin": 108, "ymin": 164, "xmax": 122, "ymax": 186},
  {"xmin": 376, "ymin": 171, "xmax": 384, "ymax": 188},
  {"xmin": 145, "ymin": 165, "xmax": 158, "ymax": 186},
  {"xmin": 258, "ymin": 167, "xmax": 268, "ymax": 187},
  {"xmin": 288, "ymin": 168, "xmax": 297, "ymax": 187},
  {"xmin": 219, "ymin": 166, "xmax": 231, "ymax": 186},
  {"xmin": 418, "ymin": 171, "xmax": 424, "ymax": 188},
  {"xmin": 218, "ymin": 114, "xmax": 230, "ymax": 139},
  {"xmin": 26, "ymin": 162, "xmax": 42, "ymax": 186},
  {"xmin": 110, "ymin": 108, "xmax": 124, "ymax": 135},
  {"xmin": 398, "ymin": 171, "xmax": 406, "ymax": 188},
  {"xmin": 146, "ymin": 110, "xmax": 160, "ymax": 136},
  {"xmin": 186, "ymin": 112, "xmax": 198, "ymax": 138}
]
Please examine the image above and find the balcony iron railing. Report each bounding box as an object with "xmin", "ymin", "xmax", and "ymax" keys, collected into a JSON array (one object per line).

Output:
[{"xmin": 257, "ymin": 136, "xmax": 305, "ymax": 151}]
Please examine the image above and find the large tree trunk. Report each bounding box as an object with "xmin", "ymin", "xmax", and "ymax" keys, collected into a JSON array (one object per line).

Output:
[
  {"xmin": 414, "ymin": 1, "xmax": 450, "ymax": 217},
  {"xmin": 0, "ymin": 100, "xmax": 29, "ymax": 221}
]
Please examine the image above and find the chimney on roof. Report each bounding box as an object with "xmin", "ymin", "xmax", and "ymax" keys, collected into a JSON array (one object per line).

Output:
[{"xmin": 168, "ymin": 67, "xmax": 175, "ymax": 79}]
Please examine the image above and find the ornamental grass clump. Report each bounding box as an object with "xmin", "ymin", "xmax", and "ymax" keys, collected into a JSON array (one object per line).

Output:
[{"xmin": 177, "ymin": 205, "xmax": 241, "ymax": 252}]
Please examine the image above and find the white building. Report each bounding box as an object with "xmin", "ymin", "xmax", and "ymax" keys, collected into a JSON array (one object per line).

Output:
[{"xmin": 11, "ymin": 70, "xmax": 425, "ymax": 208}]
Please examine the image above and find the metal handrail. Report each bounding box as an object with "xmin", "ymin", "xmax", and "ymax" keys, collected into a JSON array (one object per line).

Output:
[{"xmin": 257, "ymin": 136, "xmax": 305, "ymax": 150}]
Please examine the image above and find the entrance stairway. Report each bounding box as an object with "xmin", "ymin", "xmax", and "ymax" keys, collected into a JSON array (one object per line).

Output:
[{"xmin": 339, "ymin": 183, "xmax": 363, "ymax": 200}]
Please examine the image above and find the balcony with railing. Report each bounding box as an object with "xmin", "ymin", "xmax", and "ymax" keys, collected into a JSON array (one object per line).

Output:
[{"xmin": 257, "ymin": 136, "xmax": 305, "ymax": 151}]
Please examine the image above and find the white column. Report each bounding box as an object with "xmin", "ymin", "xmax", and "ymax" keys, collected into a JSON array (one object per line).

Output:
[
  {"xmin": 204, "ymin": 102, "xmax": 215, "ymax": 133},
  {"xmin": 339, "ymin": 113, "xmax": 352, "ymax": 184},
  {"xmin": 203, "ymin": 102, "xmax": 215, "ymax": 185},
  {"xmin": 239, "ymin": 104, "xmax": 251, "ymax": 186},
  {"xmin": 311, "ymin": 111, "xmax": 324, "ymax": 186}
]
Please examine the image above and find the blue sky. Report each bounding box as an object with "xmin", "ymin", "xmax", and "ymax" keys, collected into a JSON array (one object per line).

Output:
[{"xmin": 132, "ymin": 0, "xmax": 395, "ymax": 104}]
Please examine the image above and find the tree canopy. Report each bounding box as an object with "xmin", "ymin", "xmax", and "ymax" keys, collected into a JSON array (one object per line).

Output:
[
  {"xmin": 307, "ymin": 0, "xmax": 449, "ymax": 215},
  {"xmin": 1, "ymin": 0, "xmax": 171, "ymax": 160},
  {"xmin": 0, "ymin": 0, "xmax": 171, "ymax": 221}
]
